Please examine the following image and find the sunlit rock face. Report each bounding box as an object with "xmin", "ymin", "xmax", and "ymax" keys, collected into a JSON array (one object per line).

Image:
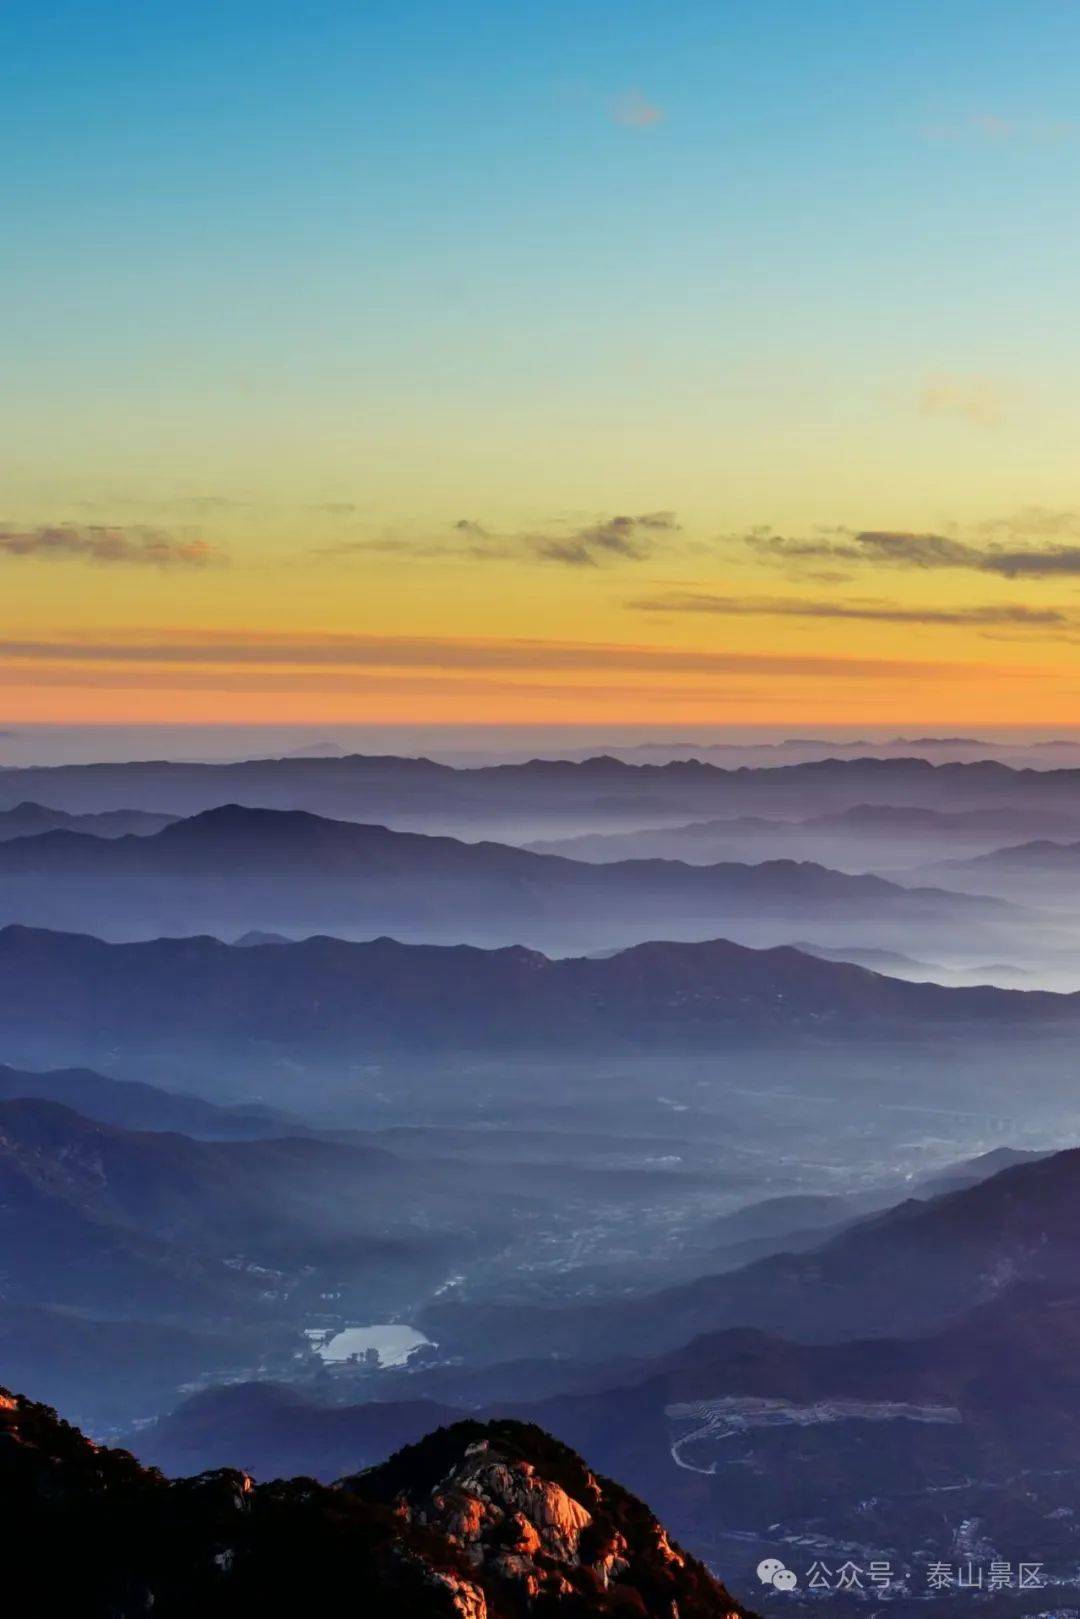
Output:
[
  {"xmin": 347, "ymin": 1420, "xmax": 750, "ymax": 1616},
  {"xmin": 0, "ymin": 1390, "xmax": 753, "ymax": 1618}
]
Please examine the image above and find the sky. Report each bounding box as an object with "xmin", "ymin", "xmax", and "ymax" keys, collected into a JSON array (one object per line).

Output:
[{"xmin": 4, "ymin": 0, "xmax": 1080, "ymax": 728}]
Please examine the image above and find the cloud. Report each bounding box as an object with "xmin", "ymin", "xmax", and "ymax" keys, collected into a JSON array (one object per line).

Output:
[
  {"xmin": 856, "ymin": 532, "xmax": 989, "ymax": 568},
  {"xmin": 0, "ymin": 525, "xmax": 221, "ymax": 566},
  {"xmin": 611, "ymin": 91, "xmax": 665, "ymax": 129},
  {"xmin": 627, "ymin": 592, "xmax": 1068, "ymax": 628},
  {"xmin": 323, "ymin": 512, "xmax": 680, "ymax": 568},
  {"xmin": 920, "ymin": 373, "xmax": 1005, "ymax": 427},
  {"xmin": 529, "ymin": 512, "xmax": 679, "ymax": 567},
  {"xmin": 747, "ymin": 520, "xmax": 1080, "ymax": 579},
  {"xmin": 0, "ymin": 628, "xmax": 978, "ymax": 682}
]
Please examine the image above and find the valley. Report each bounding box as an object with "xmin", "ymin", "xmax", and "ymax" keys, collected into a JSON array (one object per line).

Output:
[{"xmin": 4, "ymin": 747, "xmax": 1080, "ymax": 1613}]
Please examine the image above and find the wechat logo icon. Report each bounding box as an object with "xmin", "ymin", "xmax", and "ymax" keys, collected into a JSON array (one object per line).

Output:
[{"xmin": 758, "ymin": 1558, "xmax": 798, "ymax": 1591}]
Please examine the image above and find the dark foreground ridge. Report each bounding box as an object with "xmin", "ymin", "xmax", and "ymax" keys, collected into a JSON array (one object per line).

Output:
[{"xmin": 0, "ymin": 1386, "xmax": 751, "ymax": 1617}]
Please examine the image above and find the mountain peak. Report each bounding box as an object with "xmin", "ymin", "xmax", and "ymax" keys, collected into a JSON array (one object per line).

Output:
[
  {"xmin": 0, "ymin": 1388, "xmax": 752, "ymax": 1617},
  {"xmin": 347, "ymin": 1416, "xmax": 747, "ymax": 1615},
  {"xmin": 161, "ymin": 803, "xmax": 329, "ymax": 835}
]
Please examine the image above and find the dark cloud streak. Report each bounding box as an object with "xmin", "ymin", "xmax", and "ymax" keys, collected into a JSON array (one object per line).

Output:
[
  {"xmin": 748, "ymin": 525, "xmax": 1080, "ymax": 578},
  {"xmin": 0, "ymin": 525, "xmax": 221, "ymax": 566},
  {"xmin": 323, "ymin": 512, "xmax": 680, "ymax": 568},
  {"xmin": 628, "ymin": 593, "xmax": 1067, "ymax": 627}
]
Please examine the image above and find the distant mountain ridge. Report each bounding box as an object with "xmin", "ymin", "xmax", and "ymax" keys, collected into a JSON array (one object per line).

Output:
[
  {"xmin": 525, "ymin": 800, "xmax": 1080, "ymax": 872},
  {"xmin": 942, "ymin": 835, "xmax": 1080, "ymax": 871},
  {"xmin": 0, "ymin": 801, "xmax": 174, "ymax": 841},
  {"xmin": 916, "ymin": 836, "xmax": 1080, "ymax": 905},
  {"xmin": 0, "ymin": 1061, "xmax": 289, "ymax": 1137},
  {"xmin": 0, "ymin": 802, "xmax": 1007, "ymax": 949},
  {"xmin": 7, "ymin": 749, "xmax": 1080, "ymax": 829},
  {"xmin": 0, "ymin": 924, "xmax": 1069, "ymax": 1086},
  {"xmin": 531, "ymin": 799, "xmax": 1080, "ymax": 851}
]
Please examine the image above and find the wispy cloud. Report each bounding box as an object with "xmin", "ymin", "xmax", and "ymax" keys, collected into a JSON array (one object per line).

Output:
[
  {"xmin": 0, "ymin": 525, "xmax": 221, "ymax": 566},
  {"xmin": 627, "ymin": 592, "xmax": 1068, "ymax": 628},
  {"xmin": 323, "ymin": 511, "xmax": 681, "ymax": 568},
  {"xmin": 530, "ymin": 511, "xmax": 678, "ymax": 566},
  {"xmin": 747, "ymin": 516, "xmax": 1080, "ymax": 579},
  {"xmin": 611, "ymin": 90, "xmax": 665, "ymax": 129}
]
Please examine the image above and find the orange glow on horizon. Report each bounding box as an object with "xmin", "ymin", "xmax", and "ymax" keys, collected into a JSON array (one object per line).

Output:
[{"xmin": 0, "ymin": 659, "xmax": 1067, "ymax": 727}]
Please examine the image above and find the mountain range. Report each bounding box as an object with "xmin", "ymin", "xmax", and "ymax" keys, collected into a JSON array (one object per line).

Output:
[
  {"xmin": 917, "ymin": 837, "xmax": 1080, "ymax": 906},
  {"xmin": 0, "ymin": 801, "xmax": 175, "ymax": 841},
  {"xmin": 7, "ymin": 742, "xmax": 1080, "ymax": 1617},
  {"xmin": 9, "ymin": 751, "xmax": 1080, "ymax": 838},
  {"xmin": 0, "ymin": 803, "xmax": 1010, "ymax": 951},
  {"xmin": 0, "ymin": 924, "xmax": 1070, "ymax": 1094},
  {"xmin": 526, "ymin": 801, "xmax": 1080, "ymax": 872},
  {"xmin": 0, "ymin": 1060, "xmax": 289, "ymax": 1137}
]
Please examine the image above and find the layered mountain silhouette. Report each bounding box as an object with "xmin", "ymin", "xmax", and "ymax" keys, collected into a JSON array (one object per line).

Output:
[
  {"xmin": 0, "ymin": 924, "xmax": 1070, "ymax": 1088},
  {"xmin": 2, "ymin": 744, "xmax": 1076, "ymax": 1618},
  {"xmin": 7, "ymin": 751, "xmax": 1080, "ymax": 838},
  {"xmin": 0, "ymin": 1061, "xmax": 289, "ymax": 1137},
  {"xmin": 527, "ymin": 801, "xmax": 1080, "ymax": 871},
  {"xmin": 0, "ymin": 800, "xmax": 175, "ymax": 841},
  {"xmin": 0, "ymin": 1389, "xmax": 750, "ymax": 1618},
  {"xmin": 960, "ymin": 836, "xmax": 1080, "ymax": 870},
  {"xmin": 0, "ymin": 803, "xmax": 1011, "ymax": 950},
  {"xmin": 922, "ymin": 837, "xmax": 1080, "ymax": 905},
  {"xmin": 789, "ymin": 939, "xmax": 1008, "ymax": 982}
]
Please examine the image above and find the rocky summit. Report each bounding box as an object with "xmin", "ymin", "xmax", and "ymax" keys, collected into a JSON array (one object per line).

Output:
[{"xmin": 0, "ymin": 1387, "xmax": 751, "ymax": 1617}]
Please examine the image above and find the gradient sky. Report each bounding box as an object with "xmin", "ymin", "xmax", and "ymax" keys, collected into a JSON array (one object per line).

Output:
[{"xmin": 4, "ymin": 0, "xmax": 1080, "ymax": 726}]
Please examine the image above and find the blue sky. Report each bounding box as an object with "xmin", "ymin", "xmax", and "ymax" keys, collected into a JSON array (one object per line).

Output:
[{"xmin": 5, "ymin": 0, "xmax": 1077, "ymax": 397}]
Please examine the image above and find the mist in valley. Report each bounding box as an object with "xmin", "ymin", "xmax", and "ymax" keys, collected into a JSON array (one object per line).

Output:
[{"xmin": 4, "ymin": 737, "xmax": 1080, "ymax": 1610}]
